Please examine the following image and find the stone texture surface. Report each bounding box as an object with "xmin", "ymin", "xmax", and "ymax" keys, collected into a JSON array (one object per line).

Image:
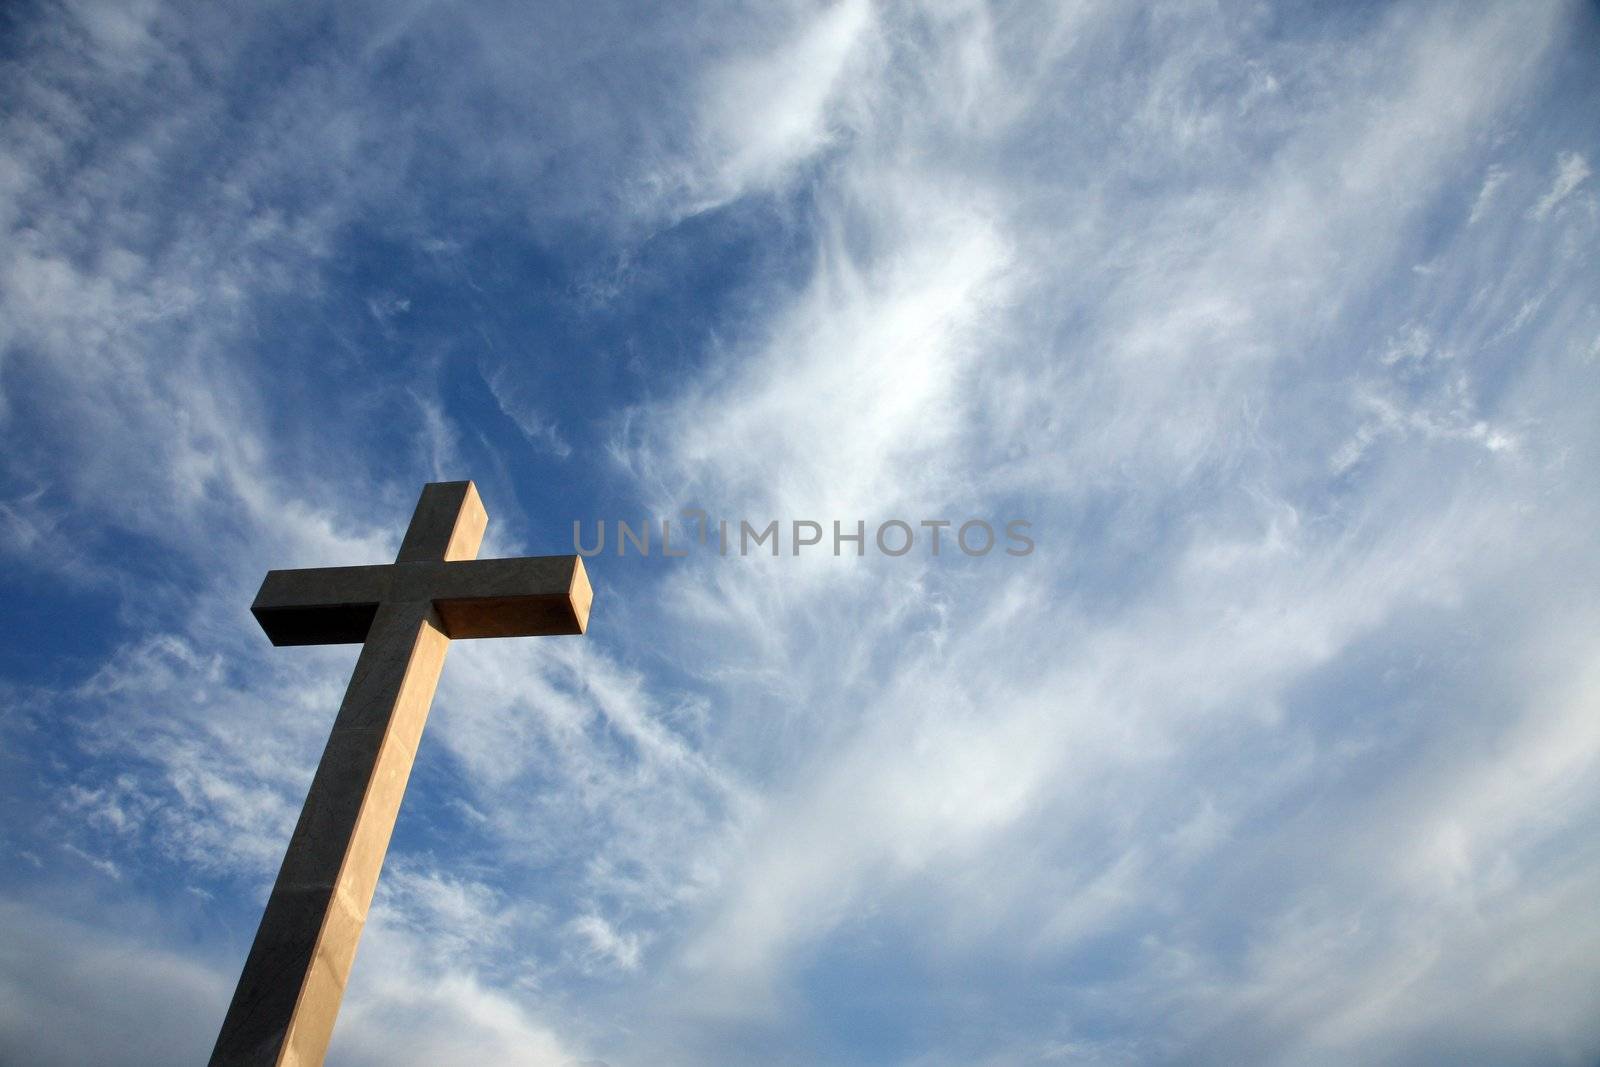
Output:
[
  {"xmin": 252, "ymin": 555, "xmax": 591, "ymax": 644},
  {"xmin": 209, "ymin": 482, "xmax": 589, "ymax": 1067}
]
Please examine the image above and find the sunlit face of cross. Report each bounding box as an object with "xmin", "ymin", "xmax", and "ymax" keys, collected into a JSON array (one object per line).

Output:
[{"xmin": 211, "ymin": 481, "xmax": 591, "ymax": 1067}]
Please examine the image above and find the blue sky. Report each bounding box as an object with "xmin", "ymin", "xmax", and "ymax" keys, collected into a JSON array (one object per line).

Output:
[{"xmin": 3, "ymin": 1, "xmax": 1600, "ymax": 1064}]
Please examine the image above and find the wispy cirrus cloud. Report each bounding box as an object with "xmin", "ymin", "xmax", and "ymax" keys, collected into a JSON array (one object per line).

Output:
[
  {"xmin": 1530, "ymin": 150, "xmax": 1591, "ymax": 220},
  {"xmin": 591, "ymin": 3, "xmax": 1600, "ymax": 1062}
]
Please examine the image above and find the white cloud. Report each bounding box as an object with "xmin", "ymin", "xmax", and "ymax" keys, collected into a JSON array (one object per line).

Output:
[
  {"xmin": 682, "ymin": 0, "xmax": 877, "ymax": 212},
  {"xmin": 595, "ymin": 4, "xmax": 1600, "ymax": 1060},
  {"xmin": 1529, "ymin": 150, "xmax": 1591, "ymax": 219},
  {"xmin": 0, "ymin": 896, "xmax": 227, "ymax": 1066},
  {"xmin": 568, "ymin": 913, "xmax": 645, "ymax": 973},
  {"xmin": 1468, "ymin": 164, "xmax": 1507, "ymax": 224},
  {"xmin": 331, "ymin": 912, "xmax": 591, "ymax": 1067},
  {"xmin": 483, "ymin": 362, "xmax": 575, "ymax": 460}
]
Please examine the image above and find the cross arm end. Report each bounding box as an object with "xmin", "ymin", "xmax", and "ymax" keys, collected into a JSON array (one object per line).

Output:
[
  {"xmin": 431, "ymin": 555, "xmax": 593, "ymax": 638},
  {"xmin": 250, "ymin": 565, "xmax": 391, "ymax": 646}
]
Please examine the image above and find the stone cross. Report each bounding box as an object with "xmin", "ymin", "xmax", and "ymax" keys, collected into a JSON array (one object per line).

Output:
[{"xmin": 210, "ymin": 481, "xmax": 592, "ymax": 1066}]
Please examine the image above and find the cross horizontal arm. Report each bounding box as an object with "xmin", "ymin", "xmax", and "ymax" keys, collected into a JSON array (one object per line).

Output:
[{"xmin": 251, "ymin": 555, "xmax": 592, "ymax": 645}]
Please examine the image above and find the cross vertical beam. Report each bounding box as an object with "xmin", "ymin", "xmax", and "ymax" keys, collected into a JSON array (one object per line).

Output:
[{"xmin": 209, "ymin": 482, "xmax": 586, "ymax": 1066}]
